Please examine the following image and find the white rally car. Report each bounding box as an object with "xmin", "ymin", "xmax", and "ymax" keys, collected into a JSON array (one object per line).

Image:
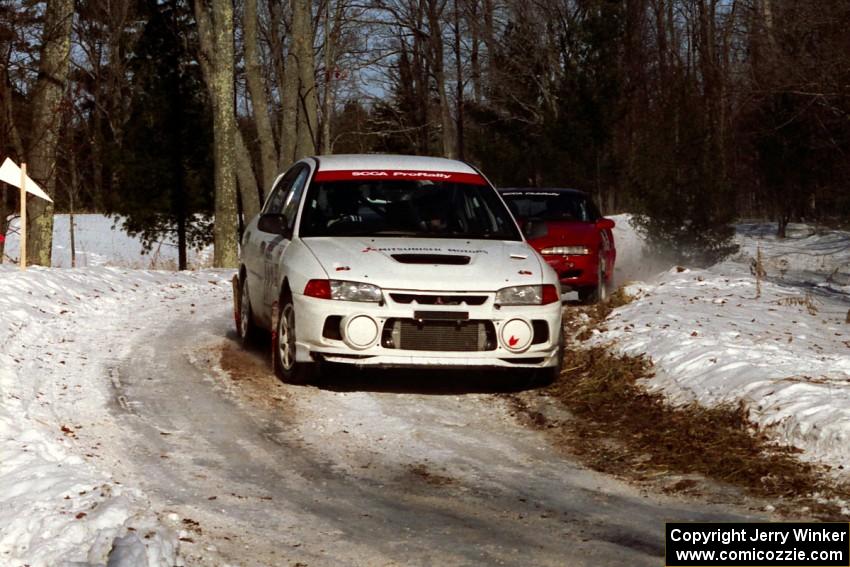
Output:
[{"xmin": 232, "ymin": 154, "xmax": 564, "ymax": 383}]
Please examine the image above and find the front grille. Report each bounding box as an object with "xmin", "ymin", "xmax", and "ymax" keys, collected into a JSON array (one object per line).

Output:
[
  {"xmin": 559, "ymin": 269, "xmax": 582, "ymax": 279},
  {"xmin": 390, "ymin": 293, "xmax": 488, "ymax": 306},
  {"xmin": 382, "ymin": 319, "xmax": 496, "ymax": 351}
]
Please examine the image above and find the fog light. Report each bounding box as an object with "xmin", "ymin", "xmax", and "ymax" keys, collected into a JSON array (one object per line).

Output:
[
  {"xmin": 342, "ymin": 315, "xmax": 379, "ymax": 349},
  {"xmin": 500, "ymin": 318, "xmax": 533, "ymax": 352}
]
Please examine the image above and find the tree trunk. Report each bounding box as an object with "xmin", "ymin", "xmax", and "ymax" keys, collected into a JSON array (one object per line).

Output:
[
  {"xmin": 469, "ymin": 0, "xmax": 482, "ymax": 103},
  {"xmin": 244, "ymin": 0, "xmax": 279, "ymax": 192},
  {"xmin": 1, "ymin": 65, "xmax": 25, "ymax": 158},
  {"xmin": 483, "ymin": 0, "xmax": 494, "ymax": 97},
  {"xmin": 267, "ymin": 0, "xmax": 288, "ymax": 151},
  {"xmin": 777, "ymin": 212, "xmax": 789, "ymax": 238},
  {"xmin": 0, "ymin": 63, "xmax": 15, "ymax": 262},
  {"xmin": 69, "ymin": 147, "xmax": 78, "ymax": 268},
  {"xmin": 293, "ymin": 0, "xmax": 318, "ymax": 159},
  {"xmin": 235, "ymin": 127, "xmax": 263, "ymax": 219},
  {"xmin": 0, "ymin": 195, "xmax": 7, "ymax": 263},
  {"xmin": 453, "ymin": 0, "xmax": 464, "ymax": 160},
  {"xmin": 172, "ymin": 78, "xmax": 188, "ymax": 271},
  {"xmin": 27, "ymin": 0, "xmax": 74, "ymax": 266},
  {"xmin": 195, "ymin": 0, "xmax": 239, "ymax": 268},
  {"xmin": 321, "ymin": 0, "xmax": 335, "ymax": 155},
  {"xmin": 177, "ymin": 204, "xmax": 187, "ymax": 270},
  {"xmin": 280, "ymin": 22, "xmax": 300, "ymax": 165},
  {"xmin": 427, "ymin": 0, "xmax": 454, "ymax": 159}
]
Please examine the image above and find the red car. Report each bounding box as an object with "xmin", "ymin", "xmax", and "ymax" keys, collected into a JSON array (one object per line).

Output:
[{"xmin": 499, "ymin": 188, "xmax": 616, "ymax": 303}]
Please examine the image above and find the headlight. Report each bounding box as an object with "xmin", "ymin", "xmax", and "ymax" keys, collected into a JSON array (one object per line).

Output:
[
  {"xmin": 304, "ymin": 279, "xmax": 383, "ymax": 301},
  {"xmin": 540, "ymin": 246, "xmax": 589, "ymax": 255},
  {"xmin": 496, "ymin": 284, "xmax": 560, "ymax": 305},
  {"xmin": 330, "ymin": 280, "xmax": 383, "ymax": 302}
]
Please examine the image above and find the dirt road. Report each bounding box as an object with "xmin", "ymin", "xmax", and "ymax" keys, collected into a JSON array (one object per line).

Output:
[{"xmin": 92, "ymin": 284, "xmax": 769, "ymax": 567}]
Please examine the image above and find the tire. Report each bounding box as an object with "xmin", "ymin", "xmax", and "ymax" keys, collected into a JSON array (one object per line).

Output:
[
  {"xmin": 529, "ymin": 328, "xmax": 564, "ymax": 387},
  {"xmin": 579, "ymin": 262, "xmax": 608, "ymax": 304},
  {"xmin": 238, "ymin": 274, "xmax": 261, "ymax": 346},
  {"xmin": 273, "ymin": 292, "xmax": 319, "ymax": 385}
]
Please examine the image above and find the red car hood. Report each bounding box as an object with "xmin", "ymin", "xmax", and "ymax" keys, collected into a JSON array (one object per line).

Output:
[{"xmin": 526, "ymin": 220, "xmax": 599, "ymax": 249}]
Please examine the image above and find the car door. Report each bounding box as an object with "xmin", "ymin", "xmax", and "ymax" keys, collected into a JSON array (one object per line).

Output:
[
  {"xmin": 259, "ymin": 164, "xmax": 311, "ymax": 315},
  {"xmin": 243, "ymin": 170, "xmax": 290, "ymax": 322}
]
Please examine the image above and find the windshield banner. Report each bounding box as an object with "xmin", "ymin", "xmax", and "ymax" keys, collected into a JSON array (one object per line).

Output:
[{"xmin": 314, "ymin": 170, "xmax": 487, "ymax": 185}]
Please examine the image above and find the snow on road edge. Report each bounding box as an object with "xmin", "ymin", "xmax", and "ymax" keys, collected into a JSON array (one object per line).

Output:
[
  {"xmin": 594, "ymin": 217, "xmax": 850, "ymax": 471},
  {"xmin": 0, "ymin": 265, "xmax": 229, "ymax": 566}
]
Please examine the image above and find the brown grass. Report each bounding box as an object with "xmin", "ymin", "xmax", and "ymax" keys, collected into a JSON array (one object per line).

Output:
[
  {"xmin": 776, "ymin": 293, "xmax": 819, "ymax": 316},
  {"xmin": 512, "ymin": 291, "xmax": 850, "ymax": 519},
  {"xmin": 550, "ymin": 346, "xmax": 826, "ymax": 498}
]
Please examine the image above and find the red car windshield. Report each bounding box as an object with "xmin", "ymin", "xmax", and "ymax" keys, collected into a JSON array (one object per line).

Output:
[
  {"xmin": 501, "ymin": 191, "xmax": 601, "ymax": 223},
  {"xmin": 299, "ymin": 180, "xmax": 522, "ymax": 240}
]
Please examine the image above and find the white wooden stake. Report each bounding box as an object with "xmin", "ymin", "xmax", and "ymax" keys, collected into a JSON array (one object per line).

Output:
[
  {"xmin": 0, "ymin": 158, "xmax": 51, "ymax": 268},
  {"xmin": 20, "ymin": 162, "xmax": 26, "ymax": 270}
]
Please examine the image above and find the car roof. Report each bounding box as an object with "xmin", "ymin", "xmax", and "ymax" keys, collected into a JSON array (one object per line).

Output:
[
  {"xmin": 498, "ymin": 187, "xmax": 587, "ymax": 195},
  {"xmin": 314, "ymin": 154, "xmax": 479, "ymax": 175}
]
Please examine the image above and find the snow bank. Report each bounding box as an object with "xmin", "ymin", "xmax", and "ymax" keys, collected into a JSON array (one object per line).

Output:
[
  {"xmin": 0, "ymin": 265, "xmax": 226, "ymax": 565},
  {"xmin": 593, "ymin": 219, "xmax": 850, "ymax": 470},
  {"xmin": 3, "ymin": 215, "xmax": 213, "ymax": 269},
  {"xmin": 737, "ymin": 221, "xmax": 850, "ymax": 293}
]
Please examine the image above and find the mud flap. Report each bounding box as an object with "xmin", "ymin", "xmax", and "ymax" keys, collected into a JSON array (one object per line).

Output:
[
  {"xmin": 271, "ymin": 300, "xmax": 280, "ymax": 370},
  {"xmin": 231, "ymin": 275, "xmax": 241, "ymax": 333}
]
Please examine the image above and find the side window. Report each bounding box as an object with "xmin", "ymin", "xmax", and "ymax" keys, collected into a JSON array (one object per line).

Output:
[
  {"xmin": 263, "ymin": 168, "xmax": 298, "ymax": 215},
  {"xmin": 280, "ymin": 167, "xmax": 310, "ymax": 232}
]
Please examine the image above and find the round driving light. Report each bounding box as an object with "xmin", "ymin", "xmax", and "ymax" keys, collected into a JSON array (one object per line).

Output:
[
  {"xmin": 500, "ymin": 318, "xmax": 533, "ymax": 352},
  {"xmin": 342, "ymin": 315, "xmax": 379, "ymax": 350}
]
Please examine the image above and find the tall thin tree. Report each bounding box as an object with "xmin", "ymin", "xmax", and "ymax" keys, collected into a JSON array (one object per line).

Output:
[
  {"xmin": 27, "ymin": 0, "xmax": 75, "ymax": 266},
  {"xmin": 195, "ymin": 0, "xmax": 239, "ymax": 267}
]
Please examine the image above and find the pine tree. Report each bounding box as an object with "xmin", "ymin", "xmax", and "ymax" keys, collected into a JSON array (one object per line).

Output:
[{"xmin": 115, "ymin": 0, "xmax": 213, "ymax": 270}]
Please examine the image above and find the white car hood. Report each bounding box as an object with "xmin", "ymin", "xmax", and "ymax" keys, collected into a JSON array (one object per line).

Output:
[{"xmin": 302, "ymin": 237, "xmax": 546, "ymax": 292}]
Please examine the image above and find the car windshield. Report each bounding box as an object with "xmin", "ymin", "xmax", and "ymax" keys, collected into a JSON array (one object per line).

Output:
[
  {"xmin": 299, "ymin": 179, "xmax": 522, "ymax": 240},
  {"xmin": 501, "ymin": 191, "xmax": 600, "ymax": 222}
]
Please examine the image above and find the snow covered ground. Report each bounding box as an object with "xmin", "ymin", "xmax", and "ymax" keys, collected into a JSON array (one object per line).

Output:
[
  {"xmin": 0, "ymin": 265, "xmax": 230, "ymax": 565},
  {"xmin": 597, "ymin": 216, "xmax": 850, "ymax": 472},
  {"xmin": 1, "ymin": 215, "xmax": 221, "ymax": 565},
  {"xmin": 3, "ymin": 215, "xmax": 213, "ymax": 269},
  {"xmin": 1, "ymin": 212, "xmax": 847, "ymax": 564},
  {"xmin": 1, "ymin": 214, "xmax": 752, "ymax": 567}
]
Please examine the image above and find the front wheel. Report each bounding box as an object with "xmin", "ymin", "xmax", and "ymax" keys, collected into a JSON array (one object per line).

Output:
[
  {"xmin": 529, "ymin": 328, "xmax": 564, "ymax": 387},
  {"xmin": 274, "ymin": 294, "xmax": 319, "ymax": 384},
  {"xmin": 579, "ymin": 262, "xmax": 608, "ymax": 304},
  {"xmin": 238, "ymin": 275, "xmax": 261, "ymax": 346}
]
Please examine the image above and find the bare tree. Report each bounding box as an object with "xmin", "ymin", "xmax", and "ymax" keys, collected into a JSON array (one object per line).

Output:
[
  {"xmin": 195, "ymin": 0, "xmax": 240, "ymax": 267},
  {"xmin": 320, "ymin": 0, "xmax": 350, "ymax": 155},
  {"xmin": 426, "ymin": 0, "xmax": 454, "ymax": 158},
  {"xmin": 293, "ymin": 0, "xmax": 319, "ymax": 158},
  {"xmin": 244, "ymin": 0, "xmax": 279, "ymax": 190},
  {"xmin": 0, "ymin": 19, "xmax": 25, "ymax": 261},
  {"xmin": 452, "ymin": 0, "xmax": 464, "ymax": 159},
  {"xmin": 27, "ymin": 0, "xmax": 75, "ymax": 266}
]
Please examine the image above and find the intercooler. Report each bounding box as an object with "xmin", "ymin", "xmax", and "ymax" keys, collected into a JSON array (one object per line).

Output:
[{"xmin": 382, "ymin": 319, "xmax": 496, "ymax": 352}]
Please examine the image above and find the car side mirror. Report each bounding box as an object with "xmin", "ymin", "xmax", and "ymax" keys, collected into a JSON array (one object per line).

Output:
[
  {"xmin": 596, "ymin": 218, "xmax": 615, "ymax": 230},
  {"xmin": 258, "ymin": 213, "xmax": 291, "ymax": 237}
]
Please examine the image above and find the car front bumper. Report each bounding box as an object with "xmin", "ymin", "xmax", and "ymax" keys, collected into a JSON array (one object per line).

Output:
[
  {"xmin": 542, "ymin": 254, "xmax": 599, "ymax": 290},
  {"xmin": 292, "ymin": 290, "xmax": 563, "ymax": 369}
]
